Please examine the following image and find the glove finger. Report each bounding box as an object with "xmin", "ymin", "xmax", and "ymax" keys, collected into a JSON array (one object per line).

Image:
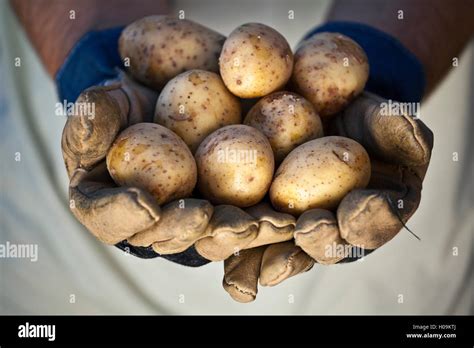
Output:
[
  {"xmin": 332, "ymin": 92, "xmax": 433, "ymax": 167},
  {"xmin": 62, "ymin": 73, "xmax": 159, "ymax": 178},
  {"xmin": 223, "ymin": 246, "xmax": 267, "ymax": 303},
  {"xmin": 259, "ymin": 241, "xmax": 315, "ymax": 287},
  {"xmin": 69, "ymin": 162, "xmax": 161, "ymax": 245},
  {"xmin": 337, "ymin": 189, "xmax": 401, "ymax": 250},
  {"xmin": 244, "ymin": 202, "xmax": 295, "ymax": 249},
  {"xmin": 126, "ymin": 199, "xmax": 213, "ymax": 255},
  {"xmin": 194, "ymin": 205, "xmax": 258, "ymax": 261},
  {"xmin": 62, "ymin": 85, "xmax": 128, "ymax": 177},
  {"xmin": 368, "ymin": 160, "xmax": 425, "ymax": 221},
  {"xmin": 105, "ymin": 70, "xmax": 159, "ymax": 124},
  {"xmin": 294, "ymin": 209, "xmax": 351, "ymax": 264},
  {"xmin": 337, "ymin": 160, "xmax": 424, "ymax": 249}
]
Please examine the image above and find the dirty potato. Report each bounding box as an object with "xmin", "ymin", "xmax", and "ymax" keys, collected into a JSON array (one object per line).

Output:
[
  {"xmin": 106, "ymin": 123, "xmax": 197, "ymax": 205},
  {"xmin": 119, "ymin": 16, "xmax": 225, "ymax": 90},
  {"xmin": 154, "ymin": 70, "xmax": 241, "ymax": 153},
  {"xmin": 244, "ymin": 91, "xmax": 323, "ymax": 163},
  {"xmin": 219, "ymin": 23, "xmax": 293, "ymax": 98},
  {"xmin": 270, "ymin": 136, "xmax": 371, "ymax": 215},
  {"xmin": 292, "ymin": 32, "xmax": 369, "ymax": 118},
  {"xmin": 195, "ymin": 125, "xmax": 274, "ymax": 207}
]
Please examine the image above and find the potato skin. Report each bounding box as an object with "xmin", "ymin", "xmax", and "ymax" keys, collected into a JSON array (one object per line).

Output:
[
  {"xmin": 119, "ymin": 16, "xmax": 225, "ymax": 90},
  {"xmin": 195, "ymin": 125, "xmax": 274, "ymax": 207},
  {"xmin": 154, "ymin": 70, "xmax": 241, "ymax": 153},
  {"xmin": 106, "ymin": 123, "xmax": 197, "ymax": 205},
  {"xmin": 219, "ymin": 23, "xmax": 293, "ymax": 98},
  {"xmin": 270, "ymin": 136, "xmax": 371, "ymax": 215},
  {"xmin": 244, "ymin": 91, "xmax": 323, "ymax": 163},
  {"xmin": 291, "ymin": 32, "xmax": 369, "ymax": 118}
]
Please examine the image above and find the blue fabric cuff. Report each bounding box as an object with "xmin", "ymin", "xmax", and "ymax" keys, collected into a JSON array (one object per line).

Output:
[
  {"xmin": 55, "ymin": 26, "xmax": 125, "ymax": 103},
  {"xmin": 303, "ymin": 21, "xmax": 426, "ymax": 102}
]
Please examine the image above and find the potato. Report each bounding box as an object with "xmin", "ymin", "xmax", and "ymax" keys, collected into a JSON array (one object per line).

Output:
[
  {"xmin": 119, "ymin": 16, "xmax": 225, "ymax": 90},
  {"xmin": 106, "ymin": 123, "xmax": 197, "ymax": 205},
  {"xmin": 195, "ymin": 125, "xmax": 274, "ymax": 207},
  {"xmin": 291, "ymin": 32, "xmax": 369, "ymax": 118},
  {"xmin": 244, "ymin": 91, "xmax": 323, "ymax": 163},
  {"xmin": 270, "ymin": 136, "xmax": 371, "ymax": 215},
  {"xmin": 219, "ymin": 23, "xmax": 293, "ymax": 98},
  {"xmin": 154, "ymin": 70, "xmax": 241, "ymax": 153}
]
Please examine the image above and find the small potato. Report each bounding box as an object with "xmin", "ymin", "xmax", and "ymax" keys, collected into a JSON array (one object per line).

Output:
[
  {"xmin": 154, "ymin": 70, "xmax": 241, "ymax": 153},
  {"xmin": 195, "ymin": 125, "xmax": 274, "ymax": 207},
  {"xmin": 219, "ymin": 23, "xmax": 293, "ymax": 98},
  {"xmin": 106, "ymin": 123, "xmax": 197, "ymax": 205},
  {"xmin": 292, "ymin": 32, "xmax": 369, "ymax": 118},
  {"xmin": 270, "ymin": 136, "xmax": 371, "ymax": 215},
  {"xmin": 119, "ymin": 16, "xmax": 225, "ymax": 90},
  {"xmin": 244, "ymin": 91, "xmax": 323, "ymax": 163}
]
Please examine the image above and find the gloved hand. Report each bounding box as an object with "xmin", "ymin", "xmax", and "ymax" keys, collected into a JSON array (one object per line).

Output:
[
  {"xmin": 219, "ymin": 20, "xmax": 434, "ymax": 303},
  {"xmin": 62, "ymin": 71, "xmax": 161, "ymax": 243},
  {"xmin": 62, "ymin": 70, "xmax": 216, "ymax": 266},
  {"xmin": 222, "ymin": 91, "xmax": 433, "ymax": 302}
]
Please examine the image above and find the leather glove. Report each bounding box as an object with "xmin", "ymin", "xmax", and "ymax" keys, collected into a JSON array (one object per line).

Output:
[
  {"xmin": 221, "ymin": 91, "xmax": 433, "ymax": 302},
  {"xmin": 62, "ymin": 70, "xmax": 297, "ymax": 267},
  {"xmin": 63, "ymin": 72, "xmax": 161, "ymax": 243},
  {"xmin": 62, "ymin": 72, "xmax": 158, "ymax": 244}
]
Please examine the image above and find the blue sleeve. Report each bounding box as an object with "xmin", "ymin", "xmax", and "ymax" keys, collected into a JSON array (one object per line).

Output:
[
  {"xmin": 303, "ymin": 21, "xmax": 426, "ymax": 102},
  {"xmin": 55, "ymin": 27, "xmax": 124, "ymax": 103}
]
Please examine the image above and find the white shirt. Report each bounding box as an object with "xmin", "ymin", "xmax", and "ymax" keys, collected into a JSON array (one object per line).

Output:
[{"xmin": 0, "ymin": 0, "xmax": 472, "ymax": 314}]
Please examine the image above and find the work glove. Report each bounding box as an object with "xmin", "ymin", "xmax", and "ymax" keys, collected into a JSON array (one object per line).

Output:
[
  {"xmin": 62, "ymin": 71, "xmax": 214, "ymax": 266},
  {"xmin": 222, "ymin": 91, "xmax": 433, "ymax": 302},
  {"xmin": 220, "ymin": 21, "xmax": 434, "ymax": 302}
]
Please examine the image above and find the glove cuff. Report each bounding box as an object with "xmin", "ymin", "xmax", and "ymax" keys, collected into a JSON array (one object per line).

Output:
[
  {"xmin": 55, "ymin": 27, "xmax": 124, "ymax": 103},
  {"xmin": 304, "ymin": 21, "xmax": 425, "ymax": 102},
  {"xmin": 115, "ymin": 242, "xmax": 211, "ymax": 267}
]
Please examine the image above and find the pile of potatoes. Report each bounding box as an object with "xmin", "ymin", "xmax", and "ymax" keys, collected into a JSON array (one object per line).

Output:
[{"xmin": 107, "ymin": 15, "xmax": 371, "ymax": 220}]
